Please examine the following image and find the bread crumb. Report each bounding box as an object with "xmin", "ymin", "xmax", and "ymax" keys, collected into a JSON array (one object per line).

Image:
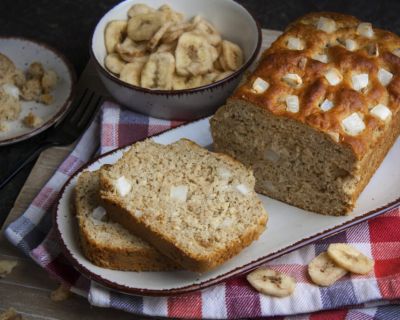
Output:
[
  {"xmin": 0, "ymin": 260, "xmax": 18, "ymax": 278},
  {"xmin": 41, "ymin": 70, "xmax": 57, "ymax": 93},
  {"xmin": 27, "ymin": 62, "xmax": 44, "ymax": 79},
  {"xmin": 21, "ymin": 79, "xmax": 41, "ymax": 101},
  {"xmin": 0, "ymin": 88, "xmax": 21, "ymax": 121},
  {"xmin": 12, "ymin": 69, "xmax": 26, "ymax": 88},
  {"xmin": 23, "ymin": 112, "xmax": 43, "ymax": 128},
  {"xmin": 50, "ymin": 283, "xmax": 71, "ymax": 302},
  {"xmin": 39, "ymin": 93, "xmax": 53, "ymax": 105},
  {"xmin": 0, "ymin": 53, "xmax": 16, "ymax": 85},
  {"xmin": 0, "ymin": 122, "xmax": 8, "ymax": 132},
  {"xmin": 0, "ymin": 308, "xmax": 23, "ymax": 320}
]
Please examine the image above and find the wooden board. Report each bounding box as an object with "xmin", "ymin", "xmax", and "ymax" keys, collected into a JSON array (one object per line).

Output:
[{"xmin": 0, "ymin": 29, "xmax": 281, "ymax": 319}]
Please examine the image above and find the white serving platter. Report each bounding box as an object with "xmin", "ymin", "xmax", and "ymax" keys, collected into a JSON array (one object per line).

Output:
[{"xmin": 55, "ymin": 117, "xmax": 400, "ymax": 296}]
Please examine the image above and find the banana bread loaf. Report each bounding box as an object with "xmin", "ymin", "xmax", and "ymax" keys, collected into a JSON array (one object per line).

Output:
[
  {"xmin": 211, "ymin": 12, "xmax": 400, "ymax": 216},
  {"xmin": 99, "ymin": 139, "xmax": 268, "ymax": 272}
]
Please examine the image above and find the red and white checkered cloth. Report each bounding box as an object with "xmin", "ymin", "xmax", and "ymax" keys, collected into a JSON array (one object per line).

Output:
[{"xmin": 5, "ymin": 101, "xmax": 400, "ymax": 319}]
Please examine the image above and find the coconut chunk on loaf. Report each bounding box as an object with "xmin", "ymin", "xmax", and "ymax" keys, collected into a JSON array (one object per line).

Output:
[
  {"xmin": 99, "ymin": 139, "xmax": 268, "ymax": 272},
  {"xmin": 75, "ymin": 170, "xmax": 178, "ymax": 271}
]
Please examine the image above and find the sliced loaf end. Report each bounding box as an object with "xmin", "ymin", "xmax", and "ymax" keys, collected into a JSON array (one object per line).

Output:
[{"xmin": 75, "ymin": 170, "xmax": 178, "ymax": 271}]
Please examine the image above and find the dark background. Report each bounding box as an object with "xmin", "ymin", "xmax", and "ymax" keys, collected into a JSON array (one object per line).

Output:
[{"xmin": 1, "ymin": 0, "xmax": 400, "ymax": 221}]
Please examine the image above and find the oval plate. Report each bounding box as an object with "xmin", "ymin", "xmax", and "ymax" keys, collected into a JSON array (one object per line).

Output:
[
  {"xmin": 0, "ymin": 37, "xmax": 75, "ymax": 146},
  {"xmin": 55, "ymin": 118, "xmax": 400, "ymax": 296}
]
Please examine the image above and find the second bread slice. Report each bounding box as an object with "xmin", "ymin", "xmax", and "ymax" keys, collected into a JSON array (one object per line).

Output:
[
  {"xmin": 100, "ymin": 138, "xmax": 268, "ymax": 272},
  {"xmin": 75, "ymin": 170, "xmax": 178, "ymax": 271}
]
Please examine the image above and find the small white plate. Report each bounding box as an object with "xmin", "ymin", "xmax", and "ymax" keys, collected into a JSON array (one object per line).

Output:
[
  {"xmin": 0, "ymin": 37, "xmax": 75, "ymax": 146},
  {"xmin": 55, "ymin": 118, "xmax": 400, "ymax": 296}
]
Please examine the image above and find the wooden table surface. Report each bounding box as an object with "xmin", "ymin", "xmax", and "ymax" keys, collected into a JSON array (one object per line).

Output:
[{"xmin": 0, "ymin": 28, "xmax": 282, "ymax": 320}]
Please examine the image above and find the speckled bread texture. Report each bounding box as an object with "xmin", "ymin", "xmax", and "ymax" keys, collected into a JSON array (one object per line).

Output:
[
  {"xmin": 75, "ymin": 170, "xmax": 178, "ymax": 271},
  {"xmin": 99, "ymin": 139, "xmax": 268, "ymax": 272},
  {"xmin": 211, "ymin": 12, "xmax": 400, "ymax": 216}
]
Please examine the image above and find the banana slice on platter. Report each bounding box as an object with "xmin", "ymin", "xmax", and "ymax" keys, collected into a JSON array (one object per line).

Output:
[
  {"xmin": 116, "ymin": 38, "xmax": 147, "ymax": 62},
  {"xmin": 327, "ymin": 244, "xmax": 374, "ymax": 275},
  {"xmin": 119, "ymin": 56, "xmax": 149, "ymax": 86},
  {"xmin": 127, "ymin": 4, "xmax": 155, "ymax": 18},
  {"xmin": 175, "ymin": 32, "xmax": 215, "ymax": 76},
  {"xmin": 104, "ymin": 53, "xmax": 126, "ymax": 75},
  {"xmin": 127, "ymin": 12, "xmax": 165, "ymax": 41},
  {"xmin": 105, "ymin": 20, "xmax": 127, "ymax": 53},
  {"xmin": 308, "ymin": 252, "xmax": 348, "ymax": 286},
  {"xmin": 221, "ymin": 40, "xmax": 244, "ymax": 71},
  {"xmin": 246, "ymin": 268, "xmax": 296, "ymax": 297},
  {"xmin": 141, "ymin": 52, "xmax": 175, "ymax": 89}
]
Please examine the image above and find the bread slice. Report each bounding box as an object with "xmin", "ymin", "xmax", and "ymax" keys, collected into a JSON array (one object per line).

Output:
[
  {"xmin": 75, "ymin": 170, "xmax": 178, "ymax": 271},
  {"xmin": 99, "ymin": 139, "xmax": 268, "ymax": 272}
]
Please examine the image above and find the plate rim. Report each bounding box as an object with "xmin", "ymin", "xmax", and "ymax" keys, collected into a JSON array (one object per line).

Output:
[
  {"xmin": 54, "ymin": 118, "xmax": 400, "ymax": 296},
  {"xmin": 0, "ymin": 36, "xmax": 77, "ymax": 146}
]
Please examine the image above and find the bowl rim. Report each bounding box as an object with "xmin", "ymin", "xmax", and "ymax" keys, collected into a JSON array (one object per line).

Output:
[{"xmin": 90, "ymin": 0, "xmax": 262, "ymax": 95}]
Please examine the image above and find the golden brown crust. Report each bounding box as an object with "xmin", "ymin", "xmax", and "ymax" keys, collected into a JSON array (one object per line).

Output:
[
  {"xmin": 78, "ymin": 227, "xmax": 175, "ymax": 271},
  {"xmin": 234, "ymin": 12, "xmax": 400, "ymax": 159},
  {"xmin": 101, "ymin": 193, "xmax": 267, "ymax": 272}
]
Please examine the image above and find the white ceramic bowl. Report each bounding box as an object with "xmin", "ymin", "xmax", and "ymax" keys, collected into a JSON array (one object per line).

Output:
[{"xmin": 91, "ymin": 0, "xmax": 261, "ymax": 120}]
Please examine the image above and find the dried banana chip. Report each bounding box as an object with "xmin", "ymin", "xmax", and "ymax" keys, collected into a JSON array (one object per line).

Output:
[
  {"xmin": 156, "ymin": 42, "xmax": 177, "ymax": 54},
  {"xmin": 213, "ymin": 58, "xmax": 224, "ymax": 71},
  {"xmin": 120, "ymin": 57, "xmax": 148, "ymax": 86},
  {"xmin": 221, "ymin": 40, "xmax": 243, "ymax": 71},
  {"xmin": 218, "ymin": 55, "xmax": 229, "ymax": 71},
  {"xmin": 327, "ymin": 244, "xmax": 374, "ymax": 275},
  {"xmin": 175, "ymin": 32, "xmax": 214, "ymax": 76},
  {"xmin": 127, "ymin": 12, "xmax": 165, "ymax": 41},
  {"xmin": 148, "ymin": 21, "xmax": 173, "ymax": 51},
  {"xmin": 172, "ymin": 74, "xmax": 187, "ymax": 90},
  {"xmin": 141, "ymin": 52, "xmax": 175, "ymax": 89},
  {"xmin": 246, "ymin": 268, "xmax": 296, "ymax": 297},
  {"xmin": 158, "ymin": 4, "xmax": 184, "ymax": 24},
  {"xmin": 127, "ymin": 3, "xmax": 154, "ymax": 18},
  {"xmin": 103, "ymin": 3, "xmax": 245, "ymax": 90},
  {"xmin": 214, "ymin": 71, "xmax": 234, "ymax": 82},
  {"xmin": 308, "ymin": 252, "xmax": 348, "ymax": 286},
  {"xmin": 105, "ymin": 53, "xmax": 126, "ymax": 75},
  {"xmin": 162, "ymin": 22, "xmax": 192, "ymax": 44},
  {"xmin": 116, "ymin": 38, "xmax": 147, "ymax": 62},
  {"xmin": 203, "ymin": 71, "xmax": 221, "ymax": 83},
  {"xmin": 191, "ymin": 16, "xmax": 222, "ymax": 46},
  {"xmin": 105, "ymin": 20, "xmax": 127, "ymax": 53},
  {"xmin": 186, "ymin": 75, "xmax": 204, "ymax": 89}
]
